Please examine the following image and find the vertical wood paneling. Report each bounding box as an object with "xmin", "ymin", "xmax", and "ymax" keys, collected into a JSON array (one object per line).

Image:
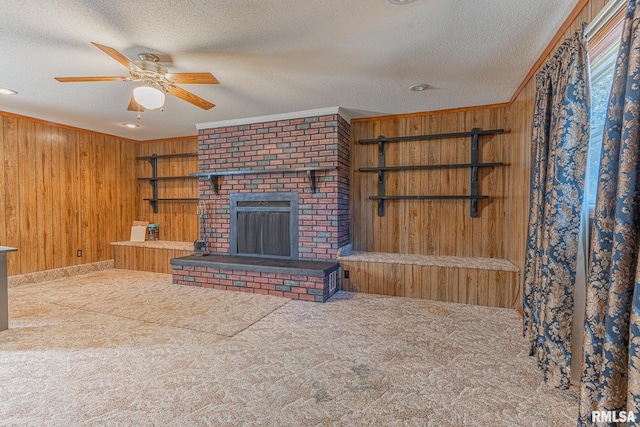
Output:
[
  {"xmin": 401, "ymin": 118, "xmax": 419, "ymax": 254},
  {"xmin": 122, "ymin": 137, "xmax": 138, "ymax": 242},
  {"xmin": 59, "ymin": 129, "xmax": 71, "ymax": 266},
  {"xmin": 382, "ymin": 263, "xmax": 395, "ymax": 296},
  {"xmin": 104, "ymin": 137, "xmax": 117, "ymax": 255},
  {"xmin": 0, "ymin": 113, "xmax": 138, "ymax": 276},
  {"xmin": 135, "ymin": 138, "xmax": 199, "ymax": 242},
  {"xmin": 476, "ymin": 270, "xmax": 490, "ymax": 306},
  {"xmin": 339, "ymin": 258, "xmax": 515, "ymax": 308},
  {"xmin": 18, "ymin": 120, "xmax": 37, "ymax": 273},
  {"xmin": 111, "ymin": 244, "xmax": 193, "ymax": 273},
  {"xmin": 456, "ymin": 112, "xmax": 471, "ymax": 257},
  {"xmin": 363, "ymin": 125, "xmax": 376, "ymax": 252},
  {"xmin": 367, "ymin": 262, "xmax": 384, "ymax": 296},
  {"xmin": 40, "ymin": 124, "xmax": 54, "ymax": 270},
  {"xmin": 407, "ymin": 119, "xmax": 423, "ymax": 254},
  {"xmin": 50, "ymin": 127, "xmax": 62, "ymax": 269},
  {"xmin": 434, "ymin": 266, "xmax": 447, "ymax": 302},
  {"xmin": 439, "ymin": 113, "xmax": 459, "ymax": 256},
  {"xmin": 79, "ymin": 133, "xmax": 93, "ymax": 264},
  {"xmin": 0, "ymin": 120, "xmax": 6, "ymax": 255},
  {"xmin": 8, "ymin": 117, "xmax": 23, "ymax": 270},
  {"xmin": 404, "ymin": 264, "xmax": 421, "ymax": 299},
  {"xmin": 460, "ymin": 268, "xmax": 478, "ymax": 305},
  {"xmin": 446, "ymin": 267, "xmax": 459, "ymax": 303},
  {"xmin": 423, "ymin": 116, "xmax": 439, "ymax": 255},
  {"xmin": 63, "ymin": 129, "xmax": 82, "ymax": 266},
  {"xmin": 351, "ymin": 106, "xmax": 508, "ymax": 259},
  {"xmin": 481, "ymin": 109, "xmax": 503, "ymax": 258},
  {"xmin": 93, "ymin": 135, "xmax": 107, "ymax": 261},
  {"xmin": 510, "ymin": 272, "xmax": 520, "ymax": 309}
]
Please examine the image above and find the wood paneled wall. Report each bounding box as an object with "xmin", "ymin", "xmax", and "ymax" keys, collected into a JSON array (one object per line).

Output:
[
  {"xmin": 0, "ymin": 113, "xmax": 138, "ymax": 276},
  {"xmin": 112, "ymin": 245, "xmax": 192, "ymax": 274},
  {"xmin": 135, "ymin": 138, "xmax": 199, "ymax": 242},
  {"xmin": 505, "ymin": 0, "xmax": 609, "ymax": 308},
  {"xmin": 351, "ymin": 107, "xmax": 508, "ymax": 258},
  {"xmin": 340, "ymin": 260, "xmax": 518, "ymax": 308}
]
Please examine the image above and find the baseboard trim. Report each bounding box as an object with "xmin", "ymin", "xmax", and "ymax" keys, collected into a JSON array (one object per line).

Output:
[{"xmin": 8, "ymin": 260, "xmax": 115, "ymax": 288}]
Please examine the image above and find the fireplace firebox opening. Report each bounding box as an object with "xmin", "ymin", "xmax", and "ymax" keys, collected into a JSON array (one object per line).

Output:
[{"xmin": 229, "ymin": 192, "xmax": 299, "ymax": 259}]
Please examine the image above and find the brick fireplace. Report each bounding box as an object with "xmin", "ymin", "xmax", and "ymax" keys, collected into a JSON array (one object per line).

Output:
[{"xmin": 171, "ymin": 108, "xmax": 351, "ymax": 302}]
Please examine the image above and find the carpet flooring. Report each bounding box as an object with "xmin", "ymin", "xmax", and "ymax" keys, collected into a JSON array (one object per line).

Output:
[{"xmin": 0, "ymin": 269, "xmax": 577, "ymax": 426}]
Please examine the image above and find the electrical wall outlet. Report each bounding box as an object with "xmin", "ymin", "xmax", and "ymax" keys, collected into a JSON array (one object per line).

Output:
[{"xmin": 77, "ymin": 250, "xmax": 82, "ymax": 257}]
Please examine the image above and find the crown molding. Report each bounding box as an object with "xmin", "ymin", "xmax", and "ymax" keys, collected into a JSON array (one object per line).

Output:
[{"xmin": 196, "ymin": 107, "xmax": 350, "ymax": 130}]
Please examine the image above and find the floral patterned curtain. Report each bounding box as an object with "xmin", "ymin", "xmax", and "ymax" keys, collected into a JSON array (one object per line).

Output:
[
  {"xmin": 523, "ymin": 30, "xmax": 589, "ymax": 389},
  {"xmin": 579, "ymin": 1, "xmax": 640, "ymax": 423}
]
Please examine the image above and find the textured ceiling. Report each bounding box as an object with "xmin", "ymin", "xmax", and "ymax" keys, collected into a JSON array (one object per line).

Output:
[{"xmin": 0, "ymin": 0, "xmax": 578, "ymax": 140}]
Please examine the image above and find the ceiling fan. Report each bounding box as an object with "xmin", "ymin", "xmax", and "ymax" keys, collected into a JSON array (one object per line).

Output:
[{"xmin": 55, "ymin": 42, "xmax": 218, "ymax": 111}]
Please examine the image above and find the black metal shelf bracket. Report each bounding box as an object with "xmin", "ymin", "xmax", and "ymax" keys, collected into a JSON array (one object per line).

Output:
[
  {"xmin": 148, "ymin": 154, "xmax": 159, "ymax": 212},
  {"xmin": 359, "ymin": 128, "xmax": 504, "ymax": 218},
  {"xmin": 377, "ymin": 137, "xmax": 386, "ymax": 216},
  {"xmin": 307, "ymin": 170, "xmax": 317, "ymax": 193},
  {"xmin": 210, "ymin": 175, "xmax": 220, "ymax": 195}
]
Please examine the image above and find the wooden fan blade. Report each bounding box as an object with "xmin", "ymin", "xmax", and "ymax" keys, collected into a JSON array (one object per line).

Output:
[
  {"xmin": 55, "ymin": 76, "xmax": 130, "ymax": 82},
  {"xmin": 165, "ymin": 86, "xmax": 215, "ymax": 110},
  {"xmin": 165, "ymin": 73, "xmax": 219, "ymax": 84},
  {"xmin": 127, "ymin": 96, "xmax": 145, "ymax": 112},
  {"xmin": 91, "ymin": 42, "xmax": 141, "ymax": 71}
]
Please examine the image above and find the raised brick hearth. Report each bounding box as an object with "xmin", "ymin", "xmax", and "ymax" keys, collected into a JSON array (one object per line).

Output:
[
  {"xmin": 171, "ymin": 254, "xmax": 339, "ymax": 302},
  {"xmin": 171, "ymin": 108, "xmax": 351, "ymax": 302}
]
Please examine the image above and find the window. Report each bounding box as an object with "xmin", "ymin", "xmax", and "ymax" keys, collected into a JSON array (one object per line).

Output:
[
  {"xmin": 585, "ymin": 0, "xmax": 625, "ymax": 211},
  {"xmin": 572, "ymin": 3, "xmax": 626, "ymax": 386}
]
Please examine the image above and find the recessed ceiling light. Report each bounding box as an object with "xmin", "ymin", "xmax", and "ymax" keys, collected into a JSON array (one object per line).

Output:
[
  {"xmin": 123, "ymin": 123, "xmax": 140, "ymax": 129},
  {"xmin": 0, "ymin": 88, "xmax": 17, "ymax": 95},
  {"xmin": 409, "ymin": 84, "xmax": 429, "ymax": 92},
  {"xmin": 389, "ymin": 0, "xmax": 416, "ymax": 4}
]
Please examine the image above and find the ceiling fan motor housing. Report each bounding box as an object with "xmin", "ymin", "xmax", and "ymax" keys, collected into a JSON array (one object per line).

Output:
[{"xmin": 131, "ymin": 57, "xmax": 170, "ymax": 90}]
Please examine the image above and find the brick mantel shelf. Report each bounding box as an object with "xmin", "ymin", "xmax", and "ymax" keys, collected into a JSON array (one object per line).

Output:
[{"xmin": 191, "ymin": 166, "xmax": 336, "ymax": 194}]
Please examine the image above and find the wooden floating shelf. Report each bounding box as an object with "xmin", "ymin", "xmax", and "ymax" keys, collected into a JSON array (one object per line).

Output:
[
  {"xmin": 143, "ymin": 198, "xmax": 200, "ymax": 201},
  {"xmin": 370, "ymin": 195, "xmax": 490, "ymax": 200},
  {"xmin": 358, "ymin": 128, "xmax": 504, "ymax": 217},
  {"xmin": 192, "ymin": 166, "xmax": 336, "ymax": 194},
  {"xmin": 138, "ymin": 176, "xmax": 198, "ymax": 181},
  {"xmin": 137, "ymin": 153, "xmax": 199, "ymax": 213},
  {"xmin": 358, "ymin": 129, "xmax": 504, "ymax": 144},
  {"xmin": 136, "ymin": 153, "xmax": 198, "ymax": 160},
  {"xmin": 359, "ymin": 162, "xmax": 503, "ymax": 172}
]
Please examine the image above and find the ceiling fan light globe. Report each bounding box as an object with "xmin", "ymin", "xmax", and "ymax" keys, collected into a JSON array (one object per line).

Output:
[{"xmin": 133, "ymin": 86, "xmax": 165, "ymax": 110}]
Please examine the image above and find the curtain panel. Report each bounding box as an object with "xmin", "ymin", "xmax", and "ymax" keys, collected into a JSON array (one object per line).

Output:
[
  {"xmin": 579, "ymin": 0, "xmax": 640, "ymax": 423},
  {"xmin": 523, "ymin": 30, "xmax": 590, "ymax": 389}
]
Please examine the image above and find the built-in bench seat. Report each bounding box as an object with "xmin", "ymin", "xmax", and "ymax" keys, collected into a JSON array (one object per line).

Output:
[
  {"xmin": 337, "ymin": 249, "xmax": 519, "ymax": 308},
  {"xmin": 171, "ymin": 254, "xmax": 340, "ymax": 302},
  {"xmin": 111, "ymin": 241, "xmax": 193, "ymax": 274}
]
